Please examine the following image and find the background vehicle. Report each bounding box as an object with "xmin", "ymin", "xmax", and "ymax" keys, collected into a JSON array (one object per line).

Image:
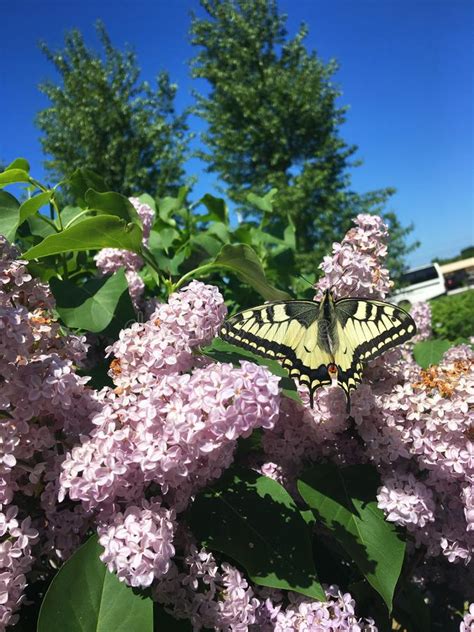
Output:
[{"xmin": 391, "ymin": 262, "xmax": 446, "ymax": 305}]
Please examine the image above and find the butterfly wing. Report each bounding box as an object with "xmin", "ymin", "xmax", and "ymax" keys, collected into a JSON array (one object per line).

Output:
[
  {"xmin": 221, "ymin": 301, "xmax": 333, "ymax": 405},
  {"xmin": 333, "ymin": 298, "xmax": 417, "ymax": 402}
]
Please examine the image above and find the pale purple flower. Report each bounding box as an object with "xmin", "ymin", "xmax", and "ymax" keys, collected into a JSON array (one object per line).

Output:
[{"xmin": 98, "ymin": 498, "xmax": 176, "ymax": 587}]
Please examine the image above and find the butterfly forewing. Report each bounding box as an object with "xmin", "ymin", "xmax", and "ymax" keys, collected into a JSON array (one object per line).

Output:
[
  {"xmin": 220, "ymin": 294, "xmax": 417, "ymax": 409},
  {"xmin": 333, "ymin": 298, "xmax": 416, "ymax": 400},
  {"xmin": 221, "ymin": 301, "xmax": 334, "ymax": 403}
]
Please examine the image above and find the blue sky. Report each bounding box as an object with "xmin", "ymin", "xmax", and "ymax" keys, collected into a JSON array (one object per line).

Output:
[{"xmin": 1, "ymin": 0, "xmax": 473, "ymax": 267}]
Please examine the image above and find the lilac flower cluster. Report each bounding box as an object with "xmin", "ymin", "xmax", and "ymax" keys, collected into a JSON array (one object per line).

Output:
[
  {"xmin": 0, "ymin": 237, "xmax": 100, "ymax": 628},
  {"xmin": 59, "ymin": 280, "xmax": 280, "ymax": 589},
  {"xmin": 94, "ymin": 197, "xmax": 155, "ymax": 307},
  {"xmin": 316, "ymin": 213, "xmax": 391, "ymax": 299},
  {"xmin": 153, "ymin": 544, "xmax": 376, "ymax": 631},
  {"xmin": 410, "ymin": 301, "xmax": 432, "ymax": 343},
  {"xmin": 106, "ymin": 279, "xmax": 227, "ymax": 389}
]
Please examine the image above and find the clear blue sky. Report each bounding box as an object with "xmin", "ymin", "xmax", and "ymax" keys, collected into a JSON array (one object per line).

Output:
[{"xmin": 1, "ymin": 0, "xmax": 473, "ymax": 266}]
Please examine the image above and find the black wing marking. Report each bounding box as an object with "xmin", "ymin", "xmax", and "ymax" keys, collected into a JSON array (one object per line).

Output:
[{"xmin": 220, "ymin": 300, "xmax": 333, "ymax": 406}]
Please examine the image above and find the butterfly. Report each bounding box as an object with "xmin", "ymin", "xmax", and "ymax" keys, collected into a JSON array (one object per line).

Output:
[{"xmin": 220, "ymin": 289, "xmax": 417, "ymax": 409}]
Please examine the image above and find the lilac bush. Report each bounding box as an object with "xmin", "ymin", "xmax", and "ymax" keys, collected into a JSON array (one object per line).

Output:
[{"xmin": 1, "ymin": 206, "xmax": 472, "ymax": 630}]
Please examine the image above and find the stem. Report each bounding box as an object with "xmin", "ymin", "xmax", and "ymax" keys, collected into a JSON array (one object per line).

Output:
[
  {"xmin": 172, "ymin": 262, "xmax": 216, "ymax": 292},
  {"xmin": 36, "ymin": 214, "xmax": 60, "ymax": 232},
  {"xmin": 63, "ymin": 209, "xmax": 92, "ymax": 230}
]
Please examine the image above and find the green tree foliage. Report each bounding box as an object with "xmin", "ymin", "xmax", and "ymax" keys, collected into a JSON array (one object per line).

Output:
[
  {"xmin": 190, "ymin": 0, "xmax": 417, "ymax": 275},
  {"xmin": 36, "ymin": 21, "xmax": 188, "ymax": 198},
  {"xmin": 430, "ymin": 290, "xmax": 474, "ymax": 340}
]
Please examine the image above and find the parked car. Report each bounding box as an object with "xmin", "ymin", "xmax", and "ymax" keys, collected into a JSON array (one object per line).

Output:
[{"xmin": 391, "ymin": 263, "xmax": 446, "ymax": 306}]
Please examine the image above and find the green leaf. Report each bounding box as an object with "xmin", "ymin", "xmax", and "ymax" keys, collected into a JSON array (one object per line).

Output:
[
  {"xmin": 201, "ymin": 338, "xmax": 301, "ymax": 403},
  {"xmin": 0, "ymin": 190, "xmax": 20, "ymax": 242},
  {"xmin": 27, "ymin": 215, "xmax": 57, "ymax": 239},
  {"xmin": 188, "ymin": 468, "xmax": 325, "ymax": 600},
  {"xmin": 5, "ymin": 157, "xmax": 30, "ymax": 172},
  {"xmin": 18, "ymin": 191, "xmax": 52, "ymax": 225},
  {"xmin": 37, "ymin": 535, "xmax": 153, "ymax": 632},
  {"xmin": 85, "ymin": 189, "xmax": 140, "ymax": 223},
  {"xmin": 191, "ymin": 233, "xmax": 222, "ymax": 256},
  {"xmin": 213, "ymin": 243, "xmax": 292, "ymax": 301},
  {"xmin": 247, "ymin": 189, "xmax": 278, "ymax": 213},
  {"xmin": 0, "ymin": 168, "xmax": 30, "ymax": 186},
  {"xmin": 199, "ymin": 193, "xmax": 228, "ymax": 223},
  {"xmin": 50, "ymin": 269, "xmax": 135, "ymax": 334},
  {"xmin": 148, "ymin": 227, "xmax": 180, "ymax": 252},
  {"xmin": 206, "ymin": 221, "xmax": 229, "ymax": 243},
  {"xmin": 68, "ymin": 168, "xmax": 108, "ymax": 207},
  {"xmin": 23, "ymin": 215, "xmax": 143, "ymax": 260},
  {"xmin": 298, "ymin": 464, "xmax": 406, "ymax": 612},
  {"xmin": 157, "ymin": 186, "xmax": 188, "ymax": 225},
  {"xmin": 137, "ymin": 193, "xmax": 157, "ymax": 211},
  {"xmin": 61, "ymin": 205, "xmax": 88, "ymax": 228},
  {"xmin": 412, "ymin": 338, "xmax": 452, "ymax": 368}
]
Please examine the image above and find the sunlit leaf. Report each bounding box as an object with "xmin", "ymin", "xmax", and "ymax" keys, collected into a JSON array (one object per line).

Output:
[
  {"xmin": 37, "ymin": 535, "xmax": 153, "ymax": 632},
  {"xmin": 298, "ymin": 464, "xmax": 406, "ymax": 611},
  {"xmin": 23, "ymin": 215, "xmax": 142, "ymax": 260}
]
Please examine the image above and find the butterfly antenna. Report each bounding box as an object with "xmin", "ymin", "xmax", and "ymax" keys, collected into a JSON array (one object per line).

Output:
[{"xmin": 297, "ymin": 273, "xmax": 315, "ymax": 288}]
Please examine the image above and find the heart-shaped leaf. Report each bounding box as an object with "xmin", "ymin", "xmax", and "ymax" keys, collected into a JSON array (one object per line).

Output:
[
  {"xmin": 212, "ymin": 243, "xmax": 291, "ymax": 301},
  {"xmin": 413, "ymin": 339, "xmax": 452, "ymax": 368},
  {"xmin": 18, "ymin": 191, "xmax": 52, "ymax": 224},
  {"xmin": 37, "ymin": 535, "xmax": 153, "ymax": 632},
  {"xmin": 0, "ymin": 190, "xmax": 20, "ymax": 242},
  {"xmin": 85, "ymin": 189, "xmax": 140, "ymax": 223},
  {"xmin": 50, "ymin": 269, "xmax": 136, "ymax": 335},
  {"xmin": 22, "ymin": 215, "xmax": 143, "ymax": 260},
  {"xmin": 298, "ymin": 464, "xmax": 405, "ymax": 612},
  {"xmin": 188, "ymin": 468, "xmax": 325, "ymax": 600}
]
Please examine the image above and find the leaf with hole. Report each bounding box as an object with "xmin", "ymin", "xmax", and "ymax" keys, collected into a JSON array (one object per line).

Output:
[
  {"xmin": 188, "ymin": 468, "xmax": 325, "ymax": 600},
  {"xmin": 298, "ymin": 464, "xmax": 405, "ymax": 612}
]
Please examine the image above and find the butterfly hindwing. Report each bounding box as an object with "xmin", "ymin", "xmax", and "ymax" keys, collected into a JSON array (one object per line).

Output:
[
  {"xmin": 333, "ymin": 298, "xmax": 417, "ymax": 400},
  {"xmin": 221, "ymin": 301, "xmax": 333, "ymax": 404}
]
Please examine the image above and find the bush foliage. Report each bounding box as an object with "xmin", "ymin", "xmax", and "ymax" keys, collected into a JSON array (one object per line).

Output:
[{"xmin": 0, "ymin": 160, "xmax": 472, "ymax": 631}]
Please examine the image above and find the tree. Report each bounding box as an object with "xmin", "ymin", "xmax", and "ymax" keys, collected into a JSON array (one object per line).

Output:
[
  {"xmin": 190, "ymin": 0, "xmax": 417, "ymax": 275},
  {"xmin": 36, "ymin": 21, "xmax": 188, "ymax": 198}
]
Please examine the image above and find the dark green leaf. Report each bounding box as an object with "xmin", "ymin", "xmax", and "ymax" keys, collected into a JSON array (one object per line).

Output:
[
  {"xmin": 199, "ymin": 193, "xmax": 228, "ymax": 223},
  {"xmin": 206, "ymin": 221, "xmax": 229, "ymax": 243},
  {"xmin": 154, "ymin": 605, "xmax": 193, "ymax": 631},
  {"xmin": 61, "ymin": 205, "xmax": 88, "ymax": 228},
  {"xmin": 213, "ymin": 243, "xmax": 292, "ymax": 301},
  {"xmin": 27, "ymin": 215, "xmax": 57, "ymax": 239},
  {"xmin": 37, "ymin": 535, "xmax": 153, "ymax": 632},
  {"xmin": 392, "ymin": 581, "xmax": 431, "ymax": 632},
  {"xmin": 50, "ymin": 269, "xmax": 135, "ymax": 334},
  {"xmin": 0, "ymin": 190, "xmax": 20, "ymax": 242},
  {"xmin": 191, "ymin": 233, "xmax": 222, "ymax": 256},
  {"xmin": 18, "ymin": 191, "xmax": 52, "ymax": 224},
  {"xmin": 68, "ymin": 168, "xmax": 108, "ymax": 207},
  {"xmin": 5, "ymin": 157, "xmax": 30, "ymax": 172},
  {"xmin": 85, "ymin": 189, "xmax": 140, "ymax": 223},
  {"xmin": 0, "ymin": 168, "xmax": 30, "ymax": 186},
  {"xmin": 188, "ymin": 468, "xmax": 325, "ymax": 600},
  {"xmin": 23, "ymin": 215, "xmax": 143, "ymax": 260},
  {"xmin": 298, "ymin": 464, "xmax": 406, "ymax": 611},
  {"xmin": 412, "ymin": 339, "xmax": 452, "ymax": 368}
]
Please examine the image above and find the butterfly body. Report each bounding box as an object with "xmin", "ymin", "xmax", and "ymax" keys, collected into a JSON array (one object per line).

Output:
[{"xmin": 220, "ymin": 290, "xmax": 416, "ymax": 409}]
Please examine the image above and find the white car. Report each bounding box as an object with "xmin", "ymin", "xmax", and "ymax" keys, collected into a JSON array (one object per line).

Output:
[{"xmin": 391, "ymin": 263, "xmax": 446, "ymax": 306}]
